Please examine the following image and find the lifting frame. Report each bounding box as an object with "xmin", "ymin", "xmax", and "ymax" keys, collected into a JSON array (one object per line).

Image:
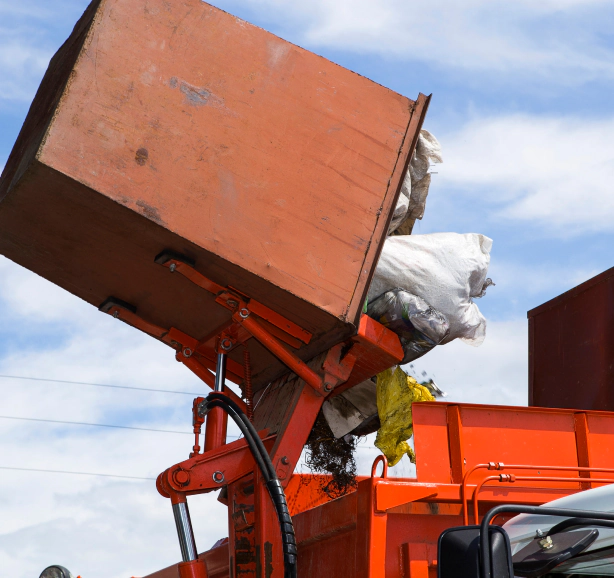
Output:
[{"xmin": 100, "ymin": 251, "xmax": 614, "ymax": 578}]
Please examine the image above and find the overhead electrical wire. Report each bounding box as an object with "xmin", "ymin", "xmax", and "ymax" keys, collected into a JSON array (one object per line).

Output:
[
  {"xmin": 0, "ymin": 373, "xmax": 205, "ymax": 396},
  {"xmin": 0, "ymin": 415, "xmax": 193, "ymax": 434},
  {"xmin": 0, "ymin": 414, "xmax": 242, "ymax": 440},
  {"xmin": 0, "ymin": 466, "xmax": 155, "ymax": 480}
]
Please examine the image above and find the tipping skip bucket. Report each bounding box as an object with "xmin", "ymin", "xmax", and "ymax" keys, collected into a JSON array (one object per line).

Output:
[{"xmin": 0, "ymin": 0, "xmax": 429, "ymax": 388}]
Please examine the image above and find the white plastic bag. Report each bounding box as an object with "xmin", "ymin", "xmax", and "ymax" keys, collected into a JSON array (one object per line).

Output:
[
  {"xmin": 368, "ymin": 233, "xmax": 493, "ymax": 345},
  {"xmin": 390, "ymin": 130, "xmax": 443, "ymax": 235},
  {"xmin": 387, "ymin": 192, "xmax": 410, "ymax": 235}
]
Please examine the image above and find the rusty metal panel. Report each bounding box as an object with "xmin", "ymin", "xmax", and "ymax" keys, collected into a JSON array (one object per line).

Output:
[
  {"xmin": 528, "ymin": 267, "xmax": 614, "ymax": 411},
  {"xmin": 0, "ymin": 0, "xmax": 429, "ymax": 386}
]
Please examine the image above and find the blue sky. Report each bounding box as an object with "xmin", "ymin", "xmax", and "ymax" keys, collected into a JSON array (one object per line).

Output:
[{"xmin": 1, "ymin": 1, "xmax": 614, "ymax": 576}]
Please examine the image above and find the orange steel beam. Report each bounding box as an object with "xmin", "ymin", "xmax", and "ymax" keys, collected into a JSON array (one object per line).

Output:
[
  {"xmin": 158, "ymin": 432, "xmax": 276, "ymax": 498},
  {"xmin": 99, "ymin": 299, "xmax": 247, "ymax": 407},
  {"xmin": 232, "ymin": 309, "xmax": 325, "ymax": 393},
  {"xmin": 330, "ymin": 314, "xmax": 404, "ymax": 397},
  {"xmin": 155, "ymin": 252, "xmax": 312, "ymax": 345}
]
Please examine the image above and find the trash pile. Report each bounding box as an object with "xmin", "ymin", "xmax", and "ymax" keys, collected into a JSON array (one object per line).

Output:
[{"xmin": 319, "ymin": 130, "xmax": 495, "ymax": 475}]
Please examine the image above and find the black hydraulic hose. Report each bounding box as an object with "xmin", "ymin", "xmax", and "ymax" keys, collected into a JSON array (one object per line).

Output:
[
  {"xmin": 208, "ymin": 393, "xmax": 276, "ymax": 478},
  {"xmin": 205, "ymin": 396, "xmax": 297, "ymax": 575},
  {"xmin": 204, "ymin": 396, "xmax": 297, "ymax": 578},
  {"xmin": 201, "ymin": 394, "xmax": 297, "ymax": 578},
  {"xmin": 204, "ymin": 399, "xmax": 269, "ymax": 483}
]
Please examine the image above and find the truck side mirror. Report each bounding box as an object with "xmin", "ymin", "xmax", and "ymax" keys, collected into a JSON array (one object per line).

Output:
[{"xmin": 438, "ymin": 526, "xmax": 513, "ymax": 578}]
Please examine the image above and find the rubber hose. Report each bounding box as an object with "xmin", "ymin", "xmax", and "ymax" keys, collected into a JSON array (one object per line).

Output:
[
  {"xmin": 204, "ymin": 399, "xmax": 269, "ymax": 480},
  {"xmin": 205, "ymin": 394, "xmax": 297, "ymax": 577},
  {"xmin": 208, "ymin": 393, "xmax": 276, "ymax": 479}
]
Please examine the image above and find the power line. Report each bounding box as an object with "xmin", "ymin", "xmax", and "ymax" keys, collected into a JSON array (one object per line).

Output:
[
  {"xmin": 0, "ymin": 466, "xmax": 155, "ymax": 480},
  {"xmin": 0, "ymin": 415, "xmax": 192, "ymax": 435},
  {"xmin": 0, "ymin": 414, "xmax": 242, "ymax": 440},
  {"xmin": 0, "ymin": 374, "xmax": 205, "ymax": 396}
]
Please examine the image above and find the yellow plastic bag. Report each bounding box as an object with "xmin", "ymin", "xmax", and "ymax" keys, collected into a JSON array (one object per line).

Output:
[{"xmin": 374, "ymin": 366, "xmax": 435, "ymax": 466}]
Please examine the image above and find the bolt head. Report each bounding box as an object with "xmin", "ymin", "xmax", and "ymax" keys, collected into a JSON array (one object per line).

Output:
[
  {"xmin": 113, "ymin": 311, "xmax": 119, "ymax": 319},
  {"xmin": 182, "ymin": 347, "xmax": 193, "ymax": 358},
  {"xmin": 539, "ymin": 536, "xmax": 554, "ymax": 550},
  {"xmin": 173, "ymin": 469, "xmax": 190, "ymax": 486},
  {"xmin": 239, "ymin": 308, "xmax": 250, "ymax": 319},
  {"xmin": 227, "ymin": 299, "xmax": 239, "ymax": 308},
  {"xmin": 212, "ymin": 471, "xmax": 225, "ymax": 484},
  {"xmin": 169, "ymin": 263, "xmax": 177, "ymax": 273},
  {"xmin": 281, "ymin": 456, "xmax": 289, "ymax": 465},
  {"xmin": 324, "ymin": 383, "xmax": 334, "ymax": 392}
]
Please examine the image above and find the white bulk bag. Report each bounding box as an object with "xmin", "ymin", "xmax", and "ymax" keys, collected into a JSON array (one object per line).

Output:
[{"xmin": 368, "ymin": 233, "xmax": 493, "ymax": 345}]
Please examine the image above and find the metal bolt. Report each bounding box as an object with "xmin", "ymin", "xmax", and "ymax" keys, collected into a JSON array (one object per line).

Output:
[
  {"xmin": 227, "ymin": 299, "xmax": 239, "ymax": 308},
  {"xmin": 281, "ymin": 456, "xmax": 289, "ymax": 466},
  {"xmin": 212, "ymin": 471, "xmax": 225, "ymax": 484},
  {"xmin": 239, "ymin": 308, "xmax": 250, "ymax": 319},
  {"xmin": 182, "ymin": 347, "xmax": 193, "ymax": 358},
  {"xmin": 536, "ymin": 529, "xmax": 544, "ymax": 538},
  {"xmin": 169, "ymin": 263, "xmax": 177, "ymax": 273},
  {"xmin": 113, "ymin": 311, "xmax": 119, "ymax": 319},
  {"xmin": 539, "ymin": 536, "xmax": 554, "ymax": 550},
  {"xmin": 324, "ymin": 383, "xmax": 334, "ymax": 392},
  {"xmin": 173, "ymin": 469, "xmax": 190, "ymax": 486},
  {"xmin": 220, "ymin": 339, "xmax": 233, "ymax": 351}
]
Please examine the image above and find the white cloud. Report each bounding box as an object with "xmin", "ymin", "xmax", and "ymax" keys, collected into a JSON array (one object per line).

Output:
[
  {"xmin": 0, "ymin": 264, "xmax": 527, "ymax": 576},
  {"xmin": 408, "ymin": 318, "xmax": 529, "ymax": 407},
  {"xmin": 215, "ymin": 0, "xmax": 614, "ymax": 81},
  {"xmin": 0, "ymin": 31, "xmax": 52, "ymax": 102},
  {"xmin": 0, "ymin": 1, "xmax": 90, "ymax": 104},
  {"xmin": 2, "ymin": 0, "xmax": 613, "ymax": 107},
  {"xmin": 0, "ymin": 259, "xmax": 238, "ymax": 578},
  {"xmin": 437, "ymin": 114, "xmax": 614, "ymax": 234},
  {"xmin": 486, "ymin": 260, "xmax": 602, "ymax": 301}
]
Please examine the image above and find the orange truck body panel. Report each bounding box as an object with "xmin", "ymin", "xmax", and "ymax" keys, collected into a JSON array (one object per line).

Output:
[
  {"xmin": 144, "ymin": 401, "xmax": 614, "ymax": 578},
  {"xmin": 0, "ymin": 0, "xmax": 429, "ymax": 388}
]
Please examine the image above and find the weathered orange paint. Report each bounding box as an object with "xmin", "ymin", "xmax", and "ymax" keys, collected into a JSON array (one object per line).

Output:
[
  {"xmin": 145, "ymin": 401, "xmax": 614, "ymax": 578},
  {"xmin": 0, "ymin": 0, "xmax": 429, "ymax": 390}
]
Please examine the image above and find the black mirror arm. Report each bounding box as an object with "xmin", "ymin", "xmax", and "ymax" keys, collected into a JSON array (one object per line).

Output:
[{"xmin": 480, "ymin": 505, "xmax": 614, "ymax": 578}]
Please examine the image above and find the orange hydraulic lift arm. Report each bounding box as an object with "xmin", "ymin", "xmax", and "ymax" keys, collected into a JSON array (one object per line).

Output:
[{"xmin": 98, "ymin": 250, "xmax": 361, "ymax": 578}]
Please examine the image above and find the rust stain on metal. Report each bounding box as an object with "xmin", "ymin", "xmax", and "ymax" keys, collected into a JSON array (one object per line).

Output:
[
  {"xmin": 136, "ymin": 199, "xmax": 164, "ymax": 225},
  {"xmin": 135, "ymin": 147, "xmax": 148, "ymax": 165}
]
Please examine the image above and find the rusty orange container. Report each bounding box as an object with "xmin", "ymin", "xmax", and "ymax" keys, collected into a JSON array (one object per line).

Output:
[
  {"xmin": 529, "ymin": 267, "xmax": 614, "ymax": 411},
  {"xmin": 0, "ymin": 0, "xmax": 428, "ymax": 385}
]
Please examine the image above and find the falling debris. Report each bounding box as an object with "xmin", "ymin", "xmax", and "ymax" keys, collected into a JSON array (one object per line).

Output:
[{"xmin": 305, "ymin": 411, "xmax": 358, "ymax": 498}]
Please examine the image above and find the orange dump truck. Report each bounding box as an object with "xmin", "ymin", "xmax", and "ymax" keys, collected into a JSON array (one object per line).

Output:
[{"xmin": 4, "ymin": 2, "xmax": 614, "ymax": 578}]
